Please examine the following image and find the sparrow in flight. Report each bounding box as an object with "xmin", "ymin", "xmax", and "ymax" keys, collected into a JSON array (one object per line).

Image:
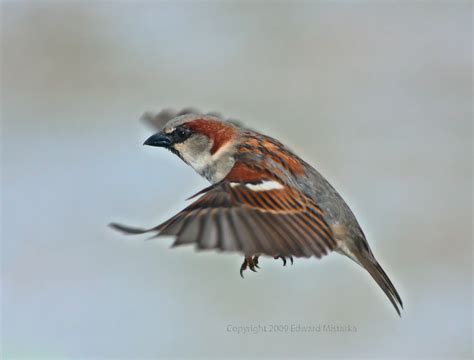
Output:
[{"xmin": 111, "ymin": 108, "xmax": 403, "ymax": 316}]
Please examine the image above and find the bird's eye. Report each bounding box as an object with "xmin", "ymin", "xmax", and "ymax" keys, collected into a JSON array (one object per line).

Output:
[{"xmin": 173, "ymin": 127, "xmax": 192, "ymax": 142}]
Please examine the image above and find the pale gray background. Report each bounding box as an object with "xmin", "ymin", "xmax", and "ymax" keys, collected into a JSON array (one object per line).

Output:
[{"xmin": 1, "ymin": 1, "xmax": 472, "ymax": 359}]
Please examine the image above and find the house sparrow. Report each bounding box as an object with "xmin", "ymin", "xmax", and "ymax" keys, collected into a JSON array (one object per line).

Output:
[{"xmin": 111, "ymin": 108, "xmax": 403, "ymax": 316}]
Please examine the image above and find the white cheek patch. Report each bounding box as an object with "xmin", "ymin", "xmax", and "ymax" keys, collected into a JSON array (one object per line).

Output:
[
  {"xmin": 174, "ymin": 143, "xmax": 213, "ymax": 172},
  {"xmin": 230, "ymin": 180, "xmax": 284, "ymax": 191}
]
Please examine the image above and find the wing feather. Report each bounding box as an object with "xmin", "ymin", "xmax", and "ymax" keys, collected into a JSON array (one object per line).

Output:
[
  {"xmin": 198, "ymin": 211, "xmax": 219, "ymax": 249},
  {"xmin": 114, "ymin": 173, "xmax": 336, "ymax": 258},
  {"xmin": 172, "ymin": 210, "xmax": 204, "ymax": 246},
  {"xmin": 227, "ymin": 211, "xmax": 246, "ymax": 252},
  {"xmin": 219, "ymin": 212, "xmax": 240, "ymax": 252},
  {"xmin": 113, "ymin": 181, "xmax": 338, "ymax": 258}
]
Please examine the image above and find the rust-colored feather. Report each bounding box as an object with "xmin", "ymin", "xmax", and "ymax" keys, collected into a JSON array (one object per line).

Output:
[{"xmin": 183, "ymin": 119, "xmax": 237, "ymax": 154}]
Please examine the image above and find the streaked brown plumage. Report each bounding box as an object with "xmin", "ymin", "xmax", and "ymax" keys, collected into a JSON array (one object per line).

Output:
[{"xmin": 111, "ymin": 108, "xmax": 403, "ymax": 316}]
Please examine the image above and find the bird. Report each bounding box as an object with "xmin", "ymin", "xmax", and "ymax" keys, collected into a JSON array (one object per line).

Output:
[{"xmin": 110, "ymin": 108, "xmax": 403, "ymax": 316}]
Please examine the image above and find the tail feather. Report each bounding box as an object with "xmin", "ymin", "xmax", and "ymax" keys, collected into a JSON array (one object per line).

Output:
[
  {"xmin": 373, "ymin": 260, "xmax": 403, "ymax": 308},
  {"xmin": 358, "ymin": 255, "xmax": 403, "ymax": 316}
]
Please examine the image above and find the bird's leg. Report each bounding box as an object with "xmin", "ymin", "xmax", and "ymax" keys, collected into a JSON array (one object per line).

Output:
[
  {"xmin": 274, "ymin": 255, "xmax": 294, "ymax": 266},
  {"xmin": 240, "ymin": 255, "xmax": 259, "ymax": 278}
]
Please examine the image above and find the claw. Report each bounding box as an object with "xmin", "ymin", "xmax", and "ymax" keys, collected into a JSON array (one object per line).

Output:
[
  {"xmin": 240, "ymin": 260, "xmax": 248, "ymax": 278},
  {"xmin": 240, "ymin": 256, "xmax": 259, "ymax": 278},
  {"xmin": 249, "ymin": 263, "xmax": 257, "ymax": 272},
  {"xmin": 274, "ymin": 255, "xmax": 287, "ymax": 266},
  {"xmin": 253, "ymin": 255, "xmax": 260, "ymax": 269}
]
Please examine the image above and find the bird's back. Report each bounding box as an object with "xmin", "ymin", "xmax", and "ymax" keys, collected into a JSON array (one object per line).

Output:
[{"xmin": 239, "ymin": 129, "xmax": 366, "ymax": 245}]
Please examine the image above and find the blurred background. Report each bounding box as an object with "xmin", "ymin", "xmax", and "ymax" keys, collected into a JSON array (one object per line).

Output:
[{"xmin": 1, "ymin": 1, "xmax": 472, "ymax": 359}]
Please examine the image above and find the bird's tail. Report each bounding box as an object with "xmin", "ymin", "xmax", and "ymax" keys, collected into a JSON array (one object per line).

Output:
[
  {"xmin": 355, "ymin": 251, "xmax": 403, "ymax": 316},
  {"xmin": 340, "ymin": 239, "xmax": 403, "ymax": 316}
]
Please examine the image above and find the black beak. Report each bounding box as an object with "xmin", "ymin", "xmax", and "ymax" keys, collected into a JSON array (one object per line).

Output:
[{"xmin": 143, "ymin": 131, "xmax": 172, "ymax": 148}]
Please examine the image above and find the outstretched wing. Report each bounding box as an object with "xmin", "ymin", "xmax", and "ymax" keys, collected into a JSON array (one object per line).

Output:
[
  {"xmin": 111, "ymin": 179, "xmax": 337, "ymax": 258},
  {"xmin": 140, "ymin": 108, "xmax": 246, "ymax": 130},
  {"xmin": 140, "ymin": 107, "xmax": 200, "ymax": 130}
]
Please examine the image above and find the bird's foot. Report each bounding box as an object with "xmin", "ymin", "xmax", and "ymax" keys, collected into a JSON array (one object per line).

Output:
[
  {"xmin": 240, "ymin": 255, "xmax": 260, "ymax": 278},
  {"xmin": 274, "ymin": 255, "xmax": 293, "ymax": 266}
]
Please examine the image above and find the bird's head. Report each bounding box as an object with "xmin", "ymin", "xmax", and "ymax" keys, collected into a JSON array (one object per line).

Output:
[{"xmin": 144, "ymin": 114, "xmax": 239, "ymax": 183}]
